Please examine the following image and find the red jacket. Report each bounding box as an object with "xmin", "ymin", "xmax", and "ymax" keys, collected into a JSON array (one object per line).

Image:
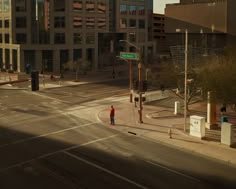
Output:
[{"xmin": 110, "ymin": 107, "xmax": 115, "ymax": 116}]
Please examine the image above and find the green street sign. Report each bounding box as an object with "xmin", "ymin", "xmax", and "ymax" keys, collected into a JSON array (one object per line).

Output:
[{"xmin": 120, "ymin": 52, "xmax": 139, "ymax": 60}]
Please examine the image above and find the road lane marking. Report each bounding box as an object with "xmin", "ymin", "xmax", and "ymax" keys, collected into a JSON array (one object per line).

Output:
[
  {"xmin": 63, "ymin": 151, "xmax": 149, "ymax": 189},
  {"xmin": 0, "ymin": 121, "xmax": 101, "ymax": 149},
  {"xmin": 145, "ymin": 160, "xmax": 200, "ymax": 182},
  {"xmin": 28, "ymin": 91, "xmax": 70, "ymax": 104},
  {"xmin": 0, "ymin": 134, "xmax": 119, "ymax": 173}
]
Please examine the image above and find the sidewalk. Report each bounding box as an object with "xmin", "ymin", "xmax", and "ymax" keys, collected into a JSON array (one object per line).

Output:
[
  {"xmin": 98, "ymin": 96, "xmax": 236, "ymax": 167},
  {"xmin": 0, "ymin": 69, "xmax": 128, "ymax": 90}
]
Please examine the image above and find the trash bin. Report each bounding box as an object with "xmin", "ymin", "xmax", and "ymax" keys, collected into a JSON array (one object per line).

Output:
[{"xmin": 221, "ymin": 116, "xmax": 228, "ymax": 123}]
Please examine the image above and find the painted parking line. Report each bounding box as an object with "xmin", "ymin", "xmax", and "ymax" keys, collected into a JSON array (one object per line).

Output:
[{"xmin": 64, "ymin": 151, "xmax": 149, "ymax": 189}]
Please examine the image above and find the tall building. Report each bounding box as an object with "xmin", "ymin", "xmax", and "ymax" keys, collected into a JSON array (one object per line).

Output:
[
  {"xmin": 0, "ymin": 0, "xmax": 153, "ymax": 73},
  {"xmin": 153, "ymin": 13, "xmax": 169, "ymax": 56},
  {"xmin": 165, "ymin": 0, "xmax": 236, "ymax": 55}
]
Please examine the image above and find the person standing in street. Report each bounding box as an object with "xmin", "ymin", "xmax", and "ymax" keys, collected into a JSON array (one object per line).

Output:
[{"xmin": 110, "ymin": 105, "xmax": 115, "ymax": 125}]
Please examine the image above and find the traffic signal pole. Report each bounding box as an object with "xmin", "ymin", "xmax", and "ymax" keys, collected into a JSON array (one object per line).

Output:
[
  {"xmin": 138, "ymin": 48, "xmax": 143, "ymax": 123},
  {"xmin": 129, "ymin": 60, "xmax": 133, "ymax": 103}
]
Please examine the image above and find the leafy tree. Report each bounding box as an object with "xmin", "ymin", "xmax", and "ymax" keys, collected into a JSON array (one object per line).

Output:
[{"xmin": 199, "ymin": 49, "xmax": 236, "ymax": 106}]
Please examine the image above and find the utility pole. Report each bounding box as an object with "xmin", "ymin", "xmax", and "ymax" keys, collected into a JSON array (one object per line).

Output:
[
  {"xmin": 138, "ymin": 52, "xmax": 143, "ymax": 123},
  {"xmin": 184, "ymin": 29, "xmax": 188, "ymax": 132},
  {"xmin": 129, "ymin": 60, "xmax": 133, "ymax": 103}
]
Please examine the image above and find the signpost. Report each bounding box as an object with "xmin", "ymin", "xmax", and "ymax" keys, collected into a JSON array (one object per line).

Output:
[{"xmin": 120, "ymin": 52, "xmax": 139, "ymax": 60}]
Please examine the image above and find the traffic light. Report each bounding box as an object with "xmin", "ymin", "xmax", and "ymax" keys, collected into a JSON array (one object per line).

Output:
[
  {"xmin": 142, "ymin": 97, "xmax": 146, "ymax": 102},
  {"xmin": 31, "ymin": 71, "xmax": 39, "ymax": 91},
  {"xmin": 134, "ymin": 97, "xmax": 139, "ymax": 102},
  {"xmin": 133, "ymin": 79, "xmax": 138, "ymax": 91},
  {"xmin": 142, "ymin": 80, "xmax": 148, "ymax": 92}
]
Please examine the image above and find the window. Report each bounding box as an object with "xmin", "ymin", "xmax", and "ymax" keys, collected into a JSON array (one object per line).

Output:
[
  {"xmin": 73, "ymin": 0, "xmax": 82, "ymax": 12},
  {"xmin": 86, "ymin": 1, "xmax": 95, "ymax": 12},
  {"xmin": 74, "ymin": 33, "xmax": 82, "ymax": 44},
  {"xmin": 73, "ymin": 16, "xmax": 82, "ymax": 28},
  {"xmin": 98, "ymin": 17, "xmax": 106, "ymax": 29},
  {"xmin": 137, "ymin": 6, "xmax": 145, "ymax": 15},
  {"xmin": 120, "ymin": 5, "xmax": 127, "ymax": 15},
  {"xmin": 0, "ymin": 35, "xmax": 2, "ymax": 43},
  {"xmin": 54, "ymin": 0, "xmax": 65, "ymax": 11},
  {"xmin": 86, "ymin": 33, "xmax": 95, "ymax": 44},
  {"xmin": 16, "ymin": 33, "xmax": 27, "ymax": 44},
  {"xmin": 4, "ymin": 0, "xmax": 9, "ymax": 12},
  {"xmin": 16, "ymin": 17, "xmax": 27, "ymax": 28},
  {"xmin": 129, "ymin": 19, "xmax": 136, "ymax": 28},
  {"xmin": 4, "ymin": 19, "xmax": 9, "ymax": 28},
  {"xmin": 15, "ymin": 0, "xmax": 26, "ymax": 12},
  {"xmin": 129, "ymin": 33, "xmax": 136, "ymax": 43},
  {"xmin": 54, "ymin": 17, "xmax": 65, "ymax": 28},
  {"xmin": 0, "ymin": 20, "xmax": 2, "ymax": 28},
  {"xmin": 139, "ymin": 19, "xmax": 145, "ymax": 29},
  {"xmin": 54, "ymin": 33, "xmax": 65, "ymax": 44},
  {"xmin": 129, "ymin": 5, "xmax": 136, "ymax": 15},
  {"xmin": 5, "ymin": 34, "xmax": 9, "ymax": 43},
  {"xmin": 120, "ymin": 18, "xmax": 127, "ymax": 29},
  {"xmin": 98, "ymin": 1, "xmax": 106, "ymax": 13},
  {"xmin": 86, "ymin": 17, "xmax": 95, "ymax": 28}
]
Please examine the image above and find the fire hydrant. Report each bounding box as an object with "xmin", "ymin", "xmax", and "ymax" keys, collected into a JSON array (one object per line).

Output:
[{"xmin": 168, "ymin": 128, "xmax": 172, "ymax": 139}]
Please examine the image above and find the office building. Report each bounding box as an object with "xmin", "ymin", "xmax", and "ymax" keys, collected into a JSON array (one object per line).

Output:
[
  {"xmin": 165, "ymin": 0, "xmax": 236, "ymax": 55},
  {"xmin": 0, "ymin": 0, "xmax": 153, "ymax": 73}
]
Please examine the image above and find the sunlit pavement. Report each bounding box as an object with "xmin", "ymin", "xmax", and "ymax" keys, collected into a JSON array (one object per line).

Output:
[{"xmin": 97, "ymin": 95, "xmax": 236, "ymax": 167}]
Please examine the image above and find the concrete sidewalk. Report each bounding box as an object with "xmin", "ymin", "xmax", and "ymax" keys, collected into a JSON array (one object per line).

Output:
[
  {"xmin": 0, "ymin": 69, "xmax": 128, "ymax": 90},
  {"xmin": 98, "ymin": 96, "xmax": 236, "ymax": 167}
]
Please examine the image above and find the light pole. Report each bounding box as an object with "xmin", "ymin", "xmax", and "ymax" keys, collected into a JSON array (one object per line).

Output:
[
  {"xmin": 176, "ymin": 29, "xmax": 188, "ymax": 132},
  {"xmin": 119, "ymin": 40, "xmax": 143, "ymax": 123},
  {"xmin": 184, "ymin": 29, "xmax": 188, "ymax": 133}
]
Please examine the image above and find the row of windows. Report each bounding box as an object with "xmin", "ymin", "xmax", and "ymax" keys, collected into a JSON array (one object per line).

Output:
[
  {"xmin": 120, "ymin": 18, "xmax": 145, "ymax": 29},
  {"xmin": 0, "ymin": 17, "xmax": 107, "ymax": 29},
  {"xmin": 0, "ymin": 33, "xmax": 95, "ymax": 45},
  {"xmin": 0, "ymin": 0, "xmax": 107, "ymax": 13},
  {"xmin": 120, "ymin": 5, "xmax": 145, "ymax": 15}
]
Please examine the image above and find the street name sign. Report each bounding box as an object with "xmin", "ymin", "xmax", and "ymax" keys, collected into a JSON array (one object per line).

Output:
[{"xmin": 120, "ymin": 52, "xmax": 139, "ymax": 60}]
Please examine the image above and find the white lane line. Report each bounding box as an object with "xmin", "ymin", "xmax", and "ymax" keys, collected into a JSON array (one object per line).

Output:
[
  {"xmin": 0, "ymin": 121, "xmax": 101, "ymax": 149},
  {"xmin": 29, "ymin": 91, "xmax": 70, "ymax": 104},
  {"xmin": 64, "ymin": 151, "xmax": 149, "ymax": 189},
  {"xmin": 0, "ymin": 134, "xmax": 119, "ymax": 173},
  {"xmin": 145, "ymin": 160, "xmax": 200, "ymax": 182}
]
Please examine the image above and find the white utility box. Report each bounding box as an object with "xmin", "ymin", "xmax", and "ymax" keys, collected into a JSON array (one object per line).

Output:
[
  {"xmin": 190, "ymin": 115, "xmax": 205, "ymax": 139},
  {"xmin": 221, "ymin": 123, "xmax": 234, "ymax": 146},
  {"xmin": 174, "ymin": 101, "xmax": 180, "ymax": 115}
]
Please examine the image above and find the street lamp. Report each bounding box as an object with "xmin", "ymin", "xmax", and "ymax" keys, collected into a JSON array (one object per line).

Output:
[
  {"xmin": 119, "ymin": 40, "xmax": 143, "ymax": 123},
  {"xmin": 176, "ymin": 29, "xmax": 188, "ymax": 132}
]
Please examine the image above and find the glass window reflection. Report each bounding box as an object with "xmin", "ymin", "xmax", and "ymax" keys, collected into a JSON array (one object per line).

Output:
[{"xmin": 120, "ymin": 4, "xmax": 127, "ymax": 15}]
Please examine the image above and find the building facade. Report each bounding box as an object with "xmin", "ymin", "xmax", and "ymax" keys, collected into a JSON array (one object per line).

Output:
[
  {"xmin": 0, "ymin": 0, "xmax": 153, "ymax": 73},
  {"xmin": 152, "ymin": 13, "xmax": 169, "ymax": 56},
  {"xmin": 165, "ymin": 0, "xmax": 236, "ymax": 54}
]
